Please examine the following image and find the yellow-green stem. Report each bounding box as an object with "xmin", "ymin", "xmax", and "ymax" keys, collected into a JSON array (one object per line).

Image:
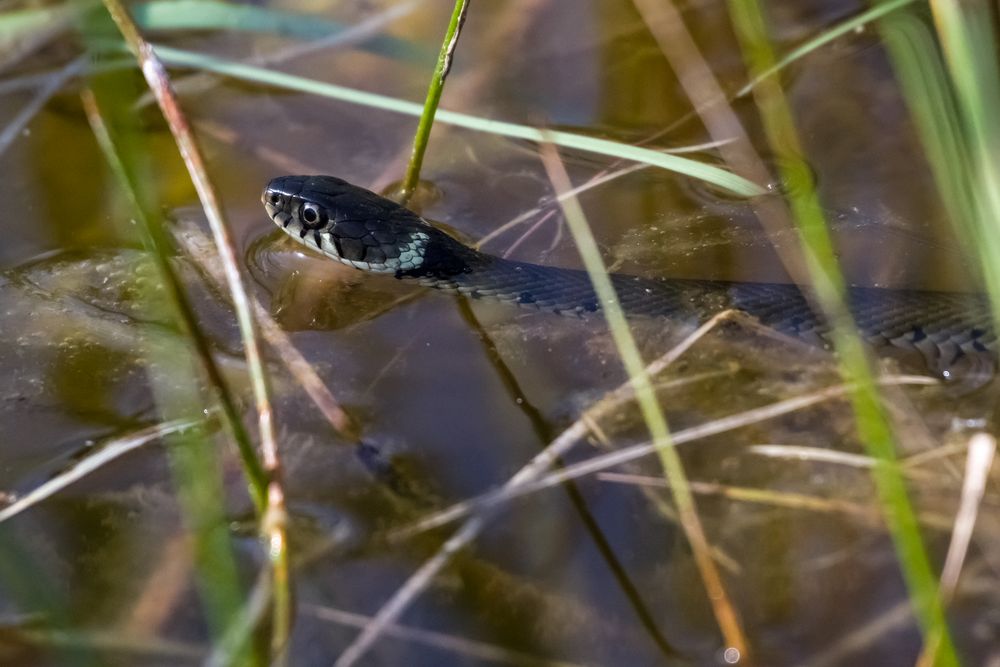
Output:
[
  {"xmin": 400, "ymin": 0, "xmax": 469, "ymax": 199},
  {"xmin": 539, "ymin": 142, "xmax": 750, "ymax": 659}
]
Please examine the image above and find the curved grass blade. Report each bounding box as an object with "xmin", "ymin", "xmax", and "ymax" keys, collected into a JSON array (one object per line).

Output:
[
  {"xmin": 139, "ymin": 45, "xmax": 765, "ymax": 198},
  {"xmin": 926, "ymin": 0, "xmax": 1000, "ymax": 358}
]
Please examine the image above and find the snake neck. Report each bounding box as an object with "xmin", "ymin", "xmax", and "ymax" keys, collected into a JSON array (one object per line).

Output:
[
  {"xmin": 393, "ymin": 225, "xmax": 491, "ymax": 284},
  {"xmin": 394, "ymin": 235, "xmax": 732, "ymax": 321}
]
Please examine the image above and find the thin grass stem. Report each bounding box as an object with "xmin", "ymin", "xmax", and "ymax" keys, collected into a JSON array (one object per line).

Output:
[
  {"xmin": 538, "ymin": 142, "xmax": 750, "ymax": 658},
  {"xmin": 0, "ymin": 57, "xmax": 85, "ymax": 157},
  {"xmin": 81, "ymin": 88, "xmax": 269, "ymax": 498},
  {"xmin": 399, "ymin": 0, "xmax": 468, "ymax": 199},
  {"xmin": 916, "ymin": 432, "xmax": 996, "ymax": 665},
  {"xmin": 334, "ymin": 293, "xmax": 741, "ymax": 666},
  {"xmin": 172, "ymin": 221, "xmax": 359, "ymax": 439},
  {"xmin": 392, "ymin": 375, "xmax": 934, "ymax": 541},
  {"xmin": 305, "ymin": 603, "xmax": 585, "ymax": 667}
]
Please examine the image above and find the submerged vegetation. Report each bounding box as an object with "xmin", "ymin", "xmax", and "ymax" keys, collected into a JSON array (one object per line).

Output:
[{"xmin": 0, "ymin": 0, "xmax": 998, "ymax": 665}]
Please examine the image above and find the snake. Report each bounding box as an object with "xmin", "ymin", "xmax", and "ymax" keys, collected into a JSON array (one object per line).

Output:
[{"xmin": 262, "ymin": 174, "xmax": 997, "ymax": 384}]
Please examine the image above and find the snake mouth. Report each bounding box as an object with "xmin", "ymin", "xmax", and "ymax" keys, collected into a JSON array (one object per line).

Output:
[
  {"xmin": 271, "ymin": 210, "xmax": 293, "ymax": 229},
  {"xmin": 261, "ymin": 193, "xmax": 280, "ymax": 223},
  {"xmin": 262, "ymin": 200, "xmax": 293, "ymax": 230},
  {"xmin": 261, "ymin": 186, "xmax": 295, "ymax": 231}
]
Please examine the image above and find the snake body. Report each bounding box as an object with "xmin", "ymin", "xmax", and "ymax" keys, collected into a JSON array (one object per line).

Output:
[{"xmin": 262, "ymin": 174, "xmax": 997, "ymax": 382}]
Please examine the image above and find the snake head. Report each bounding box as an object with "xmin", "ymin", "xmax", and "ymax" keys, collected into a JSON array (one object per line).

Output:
[{"xmin": 263, "ymin": 174, "xmax": 457, "ymax": 276}]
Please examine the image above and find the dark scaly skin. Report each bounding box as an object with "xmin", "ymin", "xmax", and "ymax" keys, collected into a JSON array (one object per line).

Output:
[{"xmin": 262, "ymin": 174, "xmax": 996, "ymax": 384}]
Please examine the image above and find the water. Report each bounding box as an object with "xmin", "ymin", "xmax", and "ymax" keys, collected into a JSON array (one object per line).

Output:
[{"xmin": 0, "ymin": 1, "xmax": 997, "ymax": 665}]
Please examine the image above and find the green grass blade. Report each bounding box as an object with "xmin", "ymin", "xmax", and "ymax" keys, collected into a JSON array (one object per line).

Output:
[
  {"xmin": 880, "ymin": 12, "xmax": 976, "ymax": 229},
  {"xmin": 0, "ymin": 4, "xmax": 74, "ymax": 36},
  {"xmin": 83, "ymin": 96, "xmax": 256, "ymax": 665},
  {"xmin": 137, "ymin": 44, "xmax": 763, "ymax": 197},
  {"xmin": 727, "ymin": 2, "xmax": 959, "ymax": 663},
  {"xmin": 928, "ymin": 1, "xmax": 1000, "ymax": 327},
  {"xmin": 735, "ymin": 0, "xmax": 918, "ymax": 97}
]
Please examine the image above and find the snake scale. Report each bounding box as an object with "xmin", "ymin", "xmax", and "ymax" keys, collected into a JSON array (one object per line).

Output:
[{"xmin": 262, "ymin": 174, "xmax": 997, "ymax": 385}]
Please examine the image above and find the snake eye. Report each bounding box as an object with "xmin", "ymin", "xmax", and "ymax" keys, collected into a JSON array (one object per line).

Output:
[{"xmin": 299, "ymin": 202, "xmax": 328, "ymax": 229}]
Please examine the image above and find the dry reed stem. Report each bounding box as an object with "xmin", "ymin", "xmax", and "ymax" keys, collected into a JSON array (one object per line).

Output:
[
  {"xmin": 598, "ymin": 472, "xmax": 886, "ymax": 525},
  {"xmin": 0, "ymin": 418, "xmax": 200, "ymax": 524},
  {"xmin": 173, "ymin": 222, "xmax": 359, "ymax": 439},
  {"xmin": 802, "ymin": 597, "xmax": 914, "ymax": 667},
  {"xmin": 99, "ymin": 0, "xmax": 278, "ymax": 492},
  {"xmin": 97, "ymin": 0, "xmax": 290, "ymax": 654},
  {"xmin": 916, "ymin": 431, "xmax": 996, "ymax": 666},
  {"xmin": 395, "ymin": 374, "xmax": 935, "ymax": 538},
  {"xmin": 597, "ymin": 472, "xmax": 956, "ymax": 532},
  {"xmin": 633, "ymin": 0, "xmax": 827, "ymax": 299},
  {"xmin": 749, "ymin": 444, "xmax": 946, "ymax": 483},
  {"xmin": 122, "ymin": 533, "xmax": 193, "ymax": 637}
]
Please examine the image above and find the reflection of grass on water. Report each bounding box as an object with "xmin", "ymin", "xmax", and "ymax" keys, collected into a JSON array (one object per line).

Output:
[{"xmin": 0, "ymin": 0, "xmax": 997, "ymax": 664}]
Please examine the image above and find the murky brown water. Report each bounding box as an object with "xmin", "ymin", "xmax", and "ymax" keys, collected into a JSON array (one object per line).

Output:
[{"xmin": 1, "ymin": 1, "xmax": 998, "ymax": 665}]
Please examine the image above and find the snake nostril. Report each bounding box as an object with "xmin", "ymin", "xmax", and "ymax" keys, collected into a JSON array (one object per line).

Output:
[{"xmin": 269, "ymin": 193, "xmax": 281, "ymax": 206}]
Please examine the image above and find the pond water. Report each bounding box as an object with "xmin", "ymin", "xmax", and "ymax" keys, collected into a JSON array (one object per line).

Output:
[{"xmin": 0, "ymin": 1, "xmax": 998, "ymax": 665}]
